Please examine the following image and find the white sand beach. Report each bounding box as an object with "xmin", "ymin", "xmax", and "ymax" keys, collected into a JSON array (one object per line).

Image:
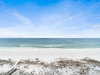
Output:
[
  {"xmin": 0, "ymin": 48, "xmax": 100, "ymax": 75},
  {"xmin": 0, "ymin": 48, "xmax": 100, "ymax": 61}
]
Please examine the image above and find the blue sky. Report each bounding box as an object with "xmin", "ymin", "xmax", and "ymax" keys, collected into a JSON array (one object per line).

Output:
[{"xmin": 0, "ymin": 0, "xmax": 100, "ymax": 38}]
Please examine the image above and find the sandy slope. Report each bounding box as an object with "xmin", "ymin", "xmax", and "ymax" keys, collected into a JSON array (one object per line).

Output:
[{"xmin": 0, "ymin": 58, "xmax": 100, "ymax": 75}]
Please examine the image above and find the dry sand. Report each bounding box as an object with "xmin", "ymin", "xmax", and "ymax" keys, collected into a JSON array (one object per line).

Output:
[{"xmin": 0, "ymin": 48, "xmax": 100, "ymax": 61}]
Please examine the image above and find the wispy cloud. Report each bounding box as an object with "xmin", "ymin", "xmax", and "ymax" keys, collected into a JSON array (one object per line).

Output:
[
  {"xmin": 92, "ymin": 24, "xmax": 100, "ymax": 28},
  {"xmin": 13, "ymin": 12, "xmax": 32, "ymax": 26}
]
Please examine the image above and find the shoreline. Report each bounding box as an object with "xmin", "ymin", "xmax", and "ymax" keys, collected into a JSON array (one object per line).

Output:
[{"xmin": 0, "ymin": 47, "xmax": 100, "ymax": 50}]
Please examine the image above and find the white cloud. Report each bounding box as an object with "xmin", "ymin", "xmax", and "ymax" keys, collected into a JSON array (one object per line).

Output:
[
  {"xmin": 0, "ymin": 28, "xmax": 19, "ymax": 37},
  {"xmin": 73, "ymin": 25, "xmax": 100, "ymax": 38}
]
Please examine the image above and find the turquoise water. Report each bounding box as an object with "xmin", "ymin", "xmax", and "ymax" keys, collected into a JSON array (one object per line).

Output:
[{"xmin": 0, "ymin": 38, "xmax": 100, "ymax": 48}]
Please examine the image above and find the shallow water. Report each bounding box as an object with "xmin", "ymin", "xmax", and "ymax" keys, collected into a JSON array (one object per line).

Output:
[{"xmin": 0, "ymin": 38, "xmax": 100, "ymax": 48}]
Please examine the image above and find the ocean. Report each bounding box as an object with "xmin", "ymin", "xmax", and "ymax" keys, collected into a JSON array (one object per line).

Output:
[{"xmin": 0, "ymin": 38, "xmax": 100, "ymax": 48}]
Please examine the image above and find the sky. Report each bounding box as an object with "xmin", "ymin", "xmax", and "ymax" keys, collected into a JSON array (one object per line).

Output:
[{"xmin": 0, "ymin": 0, "xmax": 100, "ymax": 38}]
